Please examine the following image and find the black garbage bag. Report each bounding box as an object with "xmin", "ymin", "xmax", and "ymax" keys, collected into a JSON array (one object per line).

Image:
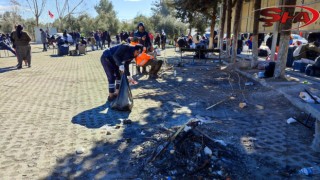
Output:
[{"xmin": 111, "ymin": 73, "xmax": 133, "ymax": 111}]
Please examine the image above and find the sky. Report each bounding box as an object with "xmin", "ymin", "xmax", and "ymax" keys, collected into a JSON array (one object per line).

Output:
[{"xmin": 0, "ymin": 0, "xmax": 153, "ymax": 23}]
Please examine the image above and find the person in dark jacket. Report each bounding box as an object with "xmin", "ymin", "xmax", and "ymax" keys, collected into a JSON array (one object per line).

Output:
[
  {"xmin": 106, "ymin": 31, "xmax": 111, "ymax": 48},
  {"xmin": 154, "ymin": 33, "xmax": 160, "ymax": 47},
  {"xmin": 101, "ymin": 31, "xmax": 107, "ymax": 49},
  {"xmin": 101, "ymin": 44, "xmax": 143, "ymax": 101},
  {"xmin": 116, "ymin": 34, "xmax": 120, "ymax": 44},
  {"xmin": 11, "ymin": 25, "xmax": 32, "ymax": 68},
  {"xmin": 123, "ymin": 32, "xmax": 129, "ymax": 42},
  {"xmin": 134, "ymin": 22, "xmax": 154, "ymax": 74},
  {"xmin": 160, "ymin": 32, "xmax": 166, "ymax": 50},
  {"xmin": 94, "ymin": 30, "xmax": 102, "ymax": 50},
  {"xmin": 40, "ymin": 29, "xmax": 47, "ymax": 51}
]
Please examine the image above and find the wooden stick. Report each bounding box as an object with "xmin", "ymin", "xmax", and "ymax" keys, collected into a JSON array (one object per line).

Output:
[{"xmin": 206, "ymin": 99, "xmax": 227, "ymax": 110}]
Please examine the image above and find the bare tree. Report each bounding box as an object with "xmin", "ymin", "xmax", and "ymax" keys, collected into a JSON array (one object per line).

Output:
[
  {"xmin": 274, "ymin": 0, "xmax": 297, "ymax": 78},
  {"xmin": 55, "ymin": 0, "xmax": 85, "ymax": 31},
  {"xmin": 231, "ymin": 0, "xmax": 243, "ymax": 63},
  {"xmin": 26, "ymin": 0, "xmax": 47, "ymax": 26},
  {"xmin": 219, "ymin": 0, "xmax": 226, "ymax": 50},
  {"xmin": 251, "ymin": 0, "xmax": 262, "ymax": 68},
  {"xmin": 10, "ymin": 0, "xmax": 20, "ymax": 26},
  {"xmin": 226, "ymin": 0, "xmax": 232, "ymax": 57}
]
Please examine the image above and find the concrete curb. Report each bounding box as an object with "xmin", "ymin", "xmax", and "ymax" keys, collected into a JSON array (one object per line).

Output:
[
  {"xmin": 235, "ymin": 68, "xmax": 320, "ymax": 119},
  {"xmin": 234, "ymin": 67, "xmax": 320, "ymax": 152}
]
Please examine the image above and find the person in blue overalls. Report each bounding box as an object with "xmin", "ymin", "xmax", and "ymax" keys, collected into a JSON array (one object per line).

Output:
[{"xmin": 100, "ymin": 44, "xmax": 143, "ymax": 101}]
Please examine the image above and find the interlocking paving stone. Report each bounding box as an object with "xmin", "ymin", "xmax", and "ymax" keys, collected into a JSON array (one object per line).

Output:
[{"xmin": 0, "ymin": 46, "xmax": 319, "ymax": 179}]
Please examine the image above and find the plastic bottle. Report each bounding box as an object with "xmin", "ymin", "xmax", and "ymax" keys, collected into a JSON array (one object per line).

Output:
[
  {"xmin": 174, "ymin": 70, "xmax": 176, "ymax": 77},
  {"xmin": 298, "ymin": 166, "xmax": 320, "ymax": 175}
]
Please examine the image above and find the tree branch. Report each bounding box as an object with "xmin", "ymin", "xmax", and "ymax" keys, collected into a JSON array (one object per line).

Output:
[
  {"xmin": 65, "ymin": 0, "xmax": 84, "ymax": 17},
  {"xmin": 26, "ymin": 0, "xmax": 36, "ymax": 15}
]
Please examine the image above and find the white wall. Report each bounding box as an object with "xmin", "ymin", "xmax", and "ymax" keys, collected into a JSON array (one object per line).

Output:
[{"xmin": 34, "ymin": 27, "xmax": 57, "ymax": 44}]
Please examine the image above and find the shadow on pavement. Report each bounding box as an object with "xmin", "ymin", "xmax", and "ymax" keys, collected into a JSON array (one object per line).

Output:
[
  {"xmin": 50, "ymin": 54, "xmax": 61, "ymax": 57},
  {"xmin": 71, "ymin": 101, "xmax": 128, "ymax": 129},
  {"xmin": 0, "ymin": 66, "xmax": 18, "ymax": 73},
  {"xmin": 48, "ymin": 74, "xmax": 197, "ymax": 178}
]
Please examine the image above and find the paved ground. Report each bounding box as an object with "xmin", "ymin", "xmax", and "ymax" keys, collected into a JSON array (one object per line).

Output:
[{"xmin": 0, "ymin": 45, "xmax": 319, "ymax": 179}]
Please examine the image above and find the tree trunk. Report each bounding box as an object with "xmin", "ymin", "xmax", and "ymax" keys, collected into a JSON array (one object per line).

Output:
[
  {"xmin": 209, "ymin": 13, "xmax": 216, "ymax": 49},
  {"xmin": 274, "ymin": 0, "xmax": 297, "ymax": 78},
  {"xmin": 59, "ymin": 17, "xmax": 64, "ymax": 32},
  {"xmin": 251, "ymin": 0, "xmax": 261, "ymax": 68},
  {"xmin": 36, "ymin": 16, "xmax": 39, "ymax": 27},
  {"xmin": 219, "ymin": 0, "xmax": 226, "ymax": 50},
  {"xmin": 226, "ymin": 0, "xmax": 232, "ymax": 57},
  {"xmin": 270, "ymin": 0, "xmax": 282, "ymax": 61},
  {"xmin": 231, "ymin": 0, "xmax": 243, "ymax": 63}
]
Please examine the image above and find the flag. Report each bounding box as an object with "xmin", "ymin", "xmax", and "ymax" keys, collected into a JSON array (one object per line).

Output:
[{"xmin": 48, "ymin": 11, "xmax": 54, "ymax": 19}]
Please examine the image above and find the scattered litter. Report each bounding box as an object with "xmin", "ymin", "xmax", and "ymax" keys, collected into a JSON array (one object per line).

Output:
[
  {"xmin": 174, "ymin": 106, "xmax": 192, "ymax": 114},
  {"xmin": 141, "ymin": 131, "xmax": 146, "ymax": 135},
  {"xmin": 106, "ymin": 131, "xmax": 112, "ymax": 135},
  {"xmin": 303, "ymin": 89, "xmax": 320, "ymax": 103},
  {"xmin": 298, "ymin": 166, "xmax": 320, "ymax": 175},
  {"xmin": 139, "ymin": 122, "xmax": 246, "ymax": 178},
  {"xmin": 299, "ymin": 92, "xmax": 315, "ymax": 103},
  {"xmin": 255, "ymin": 105, "xmax": 264, "ymax": 110},
  {"xmin": 115, "ymin": 125, "xmax": 121, "ymax": 129},
  {"xmin": 245, "ymin": 82, "xmax": 254, "ymax": 86},
  {"xmin": 183, "ymin": 125, "xmax": 192, "ymax": 132},
  {"xmin": 214, "ymin": 139, "xmax": 227, "ymax": 146},
  {"xmin": 302, "ymin": 80, "xmax": 309, "ymax": 84},
  {"xmin": 189, "ymin": 102, "xmax": 198, "ymax": 107},
  {"xmin": 239, "ymin": 103, "xmax": 247, "ymax": 109},
  {"xmin": 287, "ymin": 117, "xmax": 297, "ymax": 124},
  {"xmin": 258, "ymin": 72, "xmax": 265, "ymax": 78},
  {"xmin": 230, "ymin": 96, "xmax": 236, "ymax": 100},
  {"xmin": 125, "ymin": 138, "xmax": 131, "ymax": 143},
  {"xmin": 204, "ymin": 146, "xmax": 213, "ymax": 156},
  {"xmin": 123, "ymin": 119, "xmax": 132, "ymax": 124},
  {"xmin": 76, "ymin": 147, "xmax": 85, "ymax": 154},
  {"xmin": 168, "ymin": 101, "xmax": 182, "ymax": 107}
]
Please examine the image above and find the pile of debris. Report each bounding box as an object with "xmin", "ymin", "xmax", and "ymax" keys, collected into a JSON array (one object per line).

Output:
[{"xmin": 134, "ymin": 119, "xmax": 249, "ymax": 179}]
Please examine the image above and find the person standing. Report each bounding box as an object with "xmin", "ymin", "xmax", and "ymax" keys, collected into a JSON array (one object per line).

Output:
[
  {"xmin": 149, "ymin": 32, "xmax": 154, "ymax": 44},
  {"xmin": 101, "ymin": 31, "xmax": 107, "ymax": 49},
  {"xmin": 106, "ymin": 31, "xmax": 111, "ymax": 48},
  {"xmin": 154, "ymin": 33, "xmax": 160, "ymax": 47},
  {"xmin": 12, "ymin": 25, "xmax": 32, "ymax": 69},
  {"xmin": 134, "ymin": 22, "xmax": 154, "ymax": 75},
  {"xmin": 94, "ymin": 30, "xmax": 102, "ymax": 50},
  {"xmin": 116, "ymin": 34, "xmax": 120, "ymax": 44},
  {"xmin": 100, "ymin": 44, "xmax": 143, "ymax": 101},
  {"xmin": 160, "ymin": 32, "xmax": 166, "ymax": 50},
  {"xmin": 40, "ymin": 29, "xmax": 47, "ymax": 51}
]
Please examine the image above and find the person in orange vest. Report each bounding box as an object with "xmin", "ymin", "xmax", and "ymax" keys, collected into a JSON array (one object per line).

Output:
[{"xmin": 130, "ymin": 37, "xmax": 163, "ymax": 79}]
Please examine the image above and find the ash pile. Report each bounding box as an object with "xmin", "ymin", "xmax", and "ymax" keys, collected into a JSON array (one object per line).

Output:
[{"xmin": 137, "ymin": 119, "xmax": 249, "ymax": 179}]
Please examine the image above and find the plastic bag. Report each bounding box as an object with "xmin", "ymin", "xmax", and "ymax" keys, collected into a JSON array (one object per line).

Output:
[
  {"xmin": 156, "ymin": 48, "xmax": 161, "ymax": 56},
  {"xmin": 111, "ymin": 73, "xmax": 133, "ymax": 111}
]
